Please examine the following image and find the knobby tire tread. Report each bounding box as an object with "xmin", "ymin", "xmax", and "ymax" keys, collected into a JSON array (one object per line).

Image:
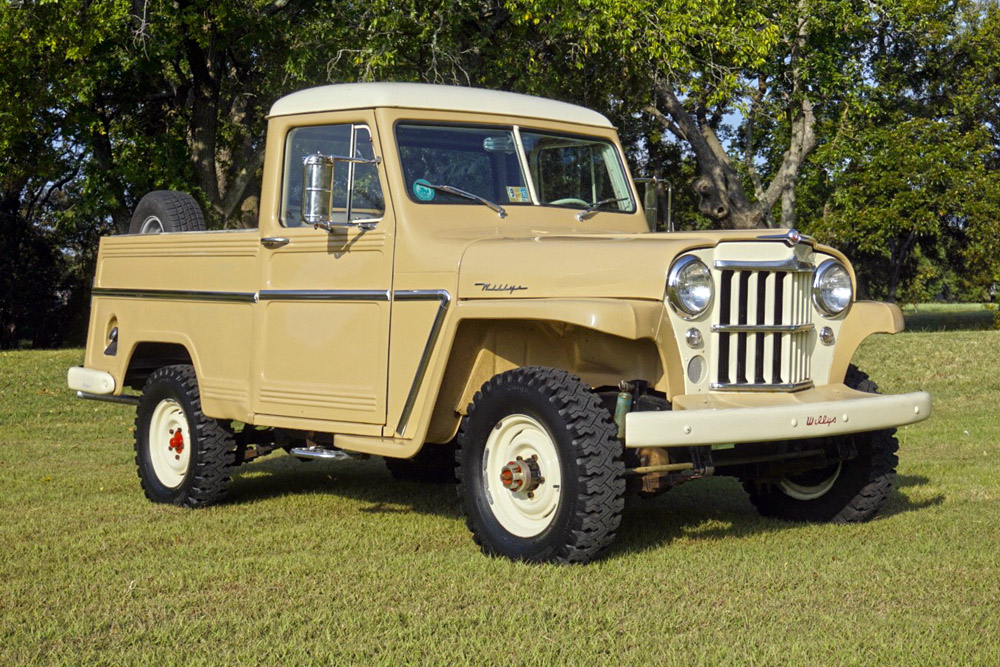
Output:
[
  {"xmin": 456, "ymin": 366, "xmax": 625, "ymax": 564},
  {"xmin": 744, "ymin": 364, "xmax": 899, "ymax": 523},
  {"xmin": 134, "ymin": 365, "xmax": 235, "ymax": 508}
]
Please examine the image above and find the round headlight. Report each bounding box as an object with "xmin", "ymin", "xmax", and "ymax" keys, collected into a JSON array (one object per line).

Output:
[
  {"xmin": 813, "ymin": 259, "xmax": 853, "ymax": 316},
  {"xmin": 667, "ymin": 255, "xmax": 713, "ymax": 318}
]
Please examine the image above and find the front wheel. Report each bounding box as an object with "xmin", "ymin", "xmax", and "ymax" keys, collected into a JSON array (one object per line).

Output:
[
  {"xmin": 456, "ymin": 367, "xmax": 625, "ymax": 564},
  {"xmin": 743, "ymin": 365, "xmax": 900, "ymax": 523},
  {"xmin": 134, "ymin": 365, "xmax": 236, "ymax": 507}
]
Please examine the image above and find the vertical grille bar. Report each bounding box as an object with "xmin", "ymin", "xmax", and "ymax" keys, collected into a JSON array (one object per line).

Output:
[
  {"xmin": 717, "ymin": 270, "xmax": 733, "ymax": 385},
  {"xmin": 753, "ymin": 272, "xmax": 768, "ymax": 383},
  {"xmin": 772, "ymin": 272, "xmax": 785, "ymax": 383},
  {"xmin": 735, "ymin": 271, "xmax": 750, "ymax": 384}
]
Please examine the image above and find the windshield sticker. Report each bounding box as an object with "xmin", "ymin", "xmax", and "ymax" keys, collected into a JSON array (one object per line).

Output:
[
  {"xmin": 506, "ymin": 186, "xmax": 529, "ymax": 203},
  {"xmin": 413, "ymin": 179, "xmax": 435, "ymax": 201}
]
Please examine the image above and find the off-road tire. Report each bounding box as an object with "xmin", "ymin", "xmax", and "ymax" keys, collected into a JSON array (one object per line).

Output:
[
  {"xmin": 456, "ymin": 366, "xmax": 625, "ymax": 564},
  {"xmin": 743, "ymin": 365, "xmax": 899, "ymax": 523},
  {"xmin": 134, "ymin": 365, "xmax": 236, "ymax": 507},
  {"xmin": 385, "ymin": 443, "xmax": 458, "ymax": 483},
  {"xmin": 129, "ymin": 190, "xmax": 206, "ymax": 234}
]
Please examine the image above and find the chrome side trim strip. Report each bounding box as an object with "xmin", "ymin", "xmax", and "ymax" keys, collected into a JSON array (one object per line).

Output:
[
  {"xmin": 394, "ymin": 290, "xmax": 452, "ymax": 436},
  {"xmin": 94, "ymin": 287, "xmax": 393, "ymax": 303},
  {"xmin": 714, "ymin": 258, "xmax": 814, "ymax": 273},
  {"xmin": 258, "ymin": 289, "xmax": 389, "ymax": 302},
  {"xmin": 76, "ymin": 390, "xmax": 141, "ymax": 406},
  {"xmin": 711, "ymin": 323, "xmax": 814, "ymax": 334},
  {"xmin": 710, "ymin": 380, "xmax": 814, "ymax": 392},
  {"xmin": 92, "ymin": 287, "xmax": 257, "ymax": 303}
]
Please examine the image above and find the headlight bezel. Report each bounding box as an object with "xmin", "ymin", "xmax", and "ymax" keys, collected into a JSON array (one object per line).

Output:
[
  {"xmin": 667, "ymin": 254, "xmax": 714, "ymax": 319},
  {"xmin": 812, "ymin": 259, "xmax": 853, "ymax": 317}
]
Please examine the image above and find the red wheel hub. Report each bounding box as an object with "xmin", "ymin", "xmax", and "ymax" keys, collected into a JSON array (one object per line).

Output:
[{"xmin": 168, "ymin": 428, "xmax": 185, "ymax": 454}]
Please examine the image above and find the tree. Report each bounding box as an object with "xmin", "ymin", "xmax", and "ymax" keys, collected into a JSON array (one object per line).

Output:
[
  {"xmin": 799, "ymin": 0, "xmax": 1000, "ymax": 302},
  {"xmin": 811, "ymin": 120, "xmax": 1000, "ymax": 301},
  {"xmin": 509, "ymin": 0, "xmax": 887, "ymax": 229}
]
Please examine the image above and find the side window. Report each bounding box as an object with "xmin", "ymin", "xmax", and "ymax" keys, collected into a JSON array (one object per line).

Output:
[{"xmin": 280, "ymin": 124, "xmax": 385, "ymax": 227}]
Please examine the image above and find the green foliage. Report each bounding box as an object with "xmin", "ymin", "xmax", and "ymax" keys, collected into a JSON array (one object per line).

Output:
[
  {"xmin": 1, "ymin": 0, "xmax": 999, "ymax": 345},
  {"xmin": 799, "ymin": 0, "xmax": 1000, "ymax": 302}
]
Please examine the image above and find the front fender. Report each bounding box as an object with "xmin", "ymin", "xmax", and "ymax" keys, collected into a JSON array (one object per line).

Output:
[{"xmin": 829, "ymin": 301, "xmax": 905, "ymax": 382}]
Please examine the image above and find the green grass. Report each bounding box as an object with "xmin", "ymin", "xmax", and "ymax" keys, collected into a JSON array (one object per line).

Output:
[
  {"xmin": 2, "ymin": 328, "xmax": 998, "ymax": 665},
  {"xmin": 900, "ymin": 302, "xmax": 995, "ymax": 331}
]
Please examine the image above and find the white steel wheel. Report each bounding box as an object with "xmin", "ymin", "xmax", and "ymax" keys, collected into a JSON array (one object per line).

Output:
[
  {"xmin": 456, "ymin": 366, "xmax": 625, "ymax": 564},
  {"xmin": 138, "ymin": 215, "xmax": 164, "ymax": 234},
  {"xmin": 778, "ymin": 462, "xmax": 842, "ymax": 500},
  {"xmin": 134, "ymin": 364, "xmax": 235, "ymax": 507},
  {"xmin": 147, "ymin": 398, "xmax": 191, "ymax": 488},
  {"xmin": 482, "ymin": 414, "xmax": 563, "ymax": 538}
]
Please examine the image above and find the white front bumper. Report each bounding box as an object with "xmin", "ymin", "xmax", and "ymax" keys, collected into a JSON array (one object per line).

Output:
[{"xmin": 625, "ymin": 386, "xmax": 931, "ymax": 448}]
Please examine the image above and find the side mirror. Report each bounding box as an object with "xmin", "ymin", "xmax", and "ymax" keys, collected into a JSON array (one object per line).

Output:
[
  {"xmin": 635, "ymin": 176, "xmax": 673, "ymax": 232},
  {"xmin": 302, "ymin": 154, "xmax": 334, "ymax": 226},
  {"xmin": 301, "ymin": 152, "xmax": 382, "ymax": 231}
]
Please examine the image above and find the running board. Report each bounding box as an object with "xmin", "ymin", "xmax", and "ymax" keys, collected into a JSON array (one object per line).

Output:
[{"xmin": 287, "ymin": 447, "xmax": 354, "ymax": 461}]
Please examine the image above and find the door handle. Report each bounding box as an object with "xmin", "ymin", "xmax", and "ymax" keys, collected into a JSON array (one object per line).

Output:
[{"xmin": 261, "ymin": 237, "xmax": 290, "ymax": 248}]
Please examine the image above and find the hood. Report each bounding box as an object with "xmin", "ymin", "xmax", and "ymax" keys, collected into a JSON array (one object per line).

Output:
[{"xmin": 457, "ymin": 231, "xmax": 764, "ymax": 301}]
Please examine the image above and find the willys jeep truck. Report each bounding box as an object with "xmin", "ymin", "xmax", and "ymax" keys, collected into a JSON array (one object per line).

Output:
[{"xmin": 68, "ymin": 83, "xmax": 931, "ymax": 564}]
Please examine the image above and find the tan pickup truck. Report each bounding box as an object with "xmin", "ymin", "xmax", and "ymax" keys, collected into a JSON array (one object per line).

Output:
[{"xmin": 68, "ymin": 82, "xmax": 930, "ymax": 563}]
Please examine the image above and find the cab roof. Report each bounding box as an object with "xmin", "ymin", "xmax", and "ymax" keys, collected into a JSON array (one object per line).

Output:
[{"xmin": 268, "ymin": 82, "xmax": 614, "ymax": 128}]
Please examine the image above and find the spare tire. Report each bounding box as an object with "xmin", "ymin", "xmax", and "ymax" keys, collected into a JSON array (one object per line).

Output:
[{"xmin": 129, "ymin": 190, "xmax": 206, "ymax": 234}]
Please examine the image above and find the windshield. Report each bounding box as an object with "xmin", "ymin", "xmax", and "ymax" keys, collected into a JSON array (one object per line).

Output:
[
  {"xmin": 519, "ymin": 131, "xmax": 635, "ymax": 213},
  {"xmin": 395, "ymin": 123, "xmax": 635, "ymax": 214},
  {"xmin": 397, "ymin": 124, "xmax": 528, "ymax": 206}
]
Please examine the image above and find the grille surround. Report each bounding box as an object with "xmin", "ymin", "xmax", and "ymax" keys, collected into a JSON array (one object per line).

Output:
[{"xmin": 711, "ymin": 259, "xmax": 815, "ymax": 392}]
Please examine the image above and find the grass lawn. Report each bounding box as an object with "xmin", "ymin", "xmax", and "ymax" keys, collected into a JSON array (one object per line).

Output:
[
  {"xmin": 2, "ymin": 318, "xmax": 998, "ymax": 664},
  {"xmin": 898, "ymin": 302, "xmax": 995, "ymax": 331}
]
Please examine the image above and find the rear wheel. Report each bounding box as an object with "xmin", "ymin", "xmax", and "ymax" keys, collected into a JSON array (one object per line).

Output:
[
  {"xmin": 134, "ymin": 365, "xmax": 235, "ymax": 507},
  {"xmin": 456, "ymin": 366, "xmax": 625, "ymax": 564},
  {"xmin": 743, "ymin": 365, "xmax": 899, "ymax": 523},
  {"xmin": 129, "ymin": 190, "xmax": 206, "ymax": 234}
]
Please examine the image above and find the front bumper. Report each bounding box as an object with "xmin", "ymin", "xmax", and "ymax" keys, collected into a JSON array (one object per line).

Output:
[{"xmin": 624, "ymin": 385, "xmax": 931, "ymax": 448}]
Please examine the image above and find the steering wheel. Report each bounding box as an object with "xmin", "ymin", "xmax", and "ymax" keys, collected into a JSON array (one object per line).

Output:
[{"xmin": 549, "ymin": 198, "xmax": 589, "ymax": 206}]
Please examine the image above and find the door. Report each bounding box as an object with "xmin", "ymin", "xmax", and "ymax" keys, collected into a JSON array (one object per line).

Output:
[{"xmin": 254, "ymin": 113, "xmax": 393, "ymax": 426}]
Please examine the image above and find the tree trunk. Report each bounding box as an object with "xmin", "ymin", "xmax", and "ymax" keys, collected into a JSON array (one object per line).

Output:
[{"xmin": 648, "ymin": 4, "xmax": 817, "ymax": 231}]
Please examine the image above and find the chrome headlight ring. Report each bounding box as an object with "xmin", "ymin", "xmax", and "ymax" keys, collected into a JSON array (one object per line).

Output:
[
  {"xmin": 812, "ymin": 259, "xmax": 853, "ymax": 317},
  {"xmin": 667, "ymin": 255, "xmax": 714, "ymax": 319}
]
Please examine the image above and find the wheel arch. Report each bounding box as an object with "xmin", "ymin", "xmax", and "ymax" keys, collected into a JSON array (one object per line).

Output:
[
  {"xmin": 424, "ymin": 316, "xmax": 664, "ymax": 444},
  {"xmin": 123, "ymin": 340, "xmax": 197, "ymax": 391}
]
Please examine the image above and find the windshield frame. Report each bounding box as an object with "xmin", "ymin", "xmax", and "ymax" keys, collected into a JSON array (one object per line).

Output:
[{"xmin": 392, "ymin": 120, "xmax": 637, "ymax": 216}]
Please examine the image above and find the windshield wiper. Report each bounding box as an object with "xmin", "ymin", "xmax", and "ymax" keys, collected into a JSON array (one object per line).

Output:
[
  {"xmin": 577, "ymin": 197, "xmax": 630, "ymax": 222},
  {"xmin": 424, "ymin": 183, "xmax": 507, "ymax": 219}
]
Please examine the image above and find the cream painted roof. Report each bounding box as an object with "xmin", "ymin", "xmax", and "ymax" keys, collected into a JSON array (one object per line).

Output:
[{"xmin": 268, "ymin": 82, "xmax": 614, "ymax": 128}]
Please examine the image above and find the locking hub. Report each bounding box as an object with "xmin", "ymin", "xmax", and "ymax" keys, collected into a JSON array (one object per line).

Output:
[{"xmin": 499, "ymin": 455, "xmax": 543, "ymax": 494}]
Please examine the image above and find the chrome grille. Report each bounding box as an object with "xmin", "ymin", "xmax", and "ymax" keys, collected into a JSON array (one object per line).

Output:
[{"xmin": 712, "ymin": 261, "xmax": 814, "ymax": 391}]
